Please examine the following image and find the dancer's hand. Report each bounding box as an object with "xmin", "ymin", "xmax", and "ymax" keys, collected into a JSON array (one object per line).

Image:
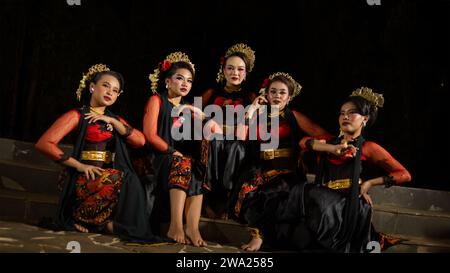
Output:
[
  {"xmin": 84, "ymin": 112, "xmax": 114, "ymax": 124},
  {"xmin": 250, "ymin": 95, "xmax": 267, "ymax": 113},
  {"xmin": 329, "ymin": 143, "xmax": 358, "ymax": 157},
  {"xmin": 84, "ymin": 112, "xmax": 126, "ymax": 133},
  {"xmin": 360, "ymin": 181, "xmax": 373, "ymax": 207},
  {"xmin": 246, "ymin": 95, "xmax": 267, "ymax": 120},
  {"xmin": 252, "ymin": 95, "xmax": 268, "ymax": 109},
  {"xmin": 76, "ymin": 163, "xmax": 104, "ymax": 180}
]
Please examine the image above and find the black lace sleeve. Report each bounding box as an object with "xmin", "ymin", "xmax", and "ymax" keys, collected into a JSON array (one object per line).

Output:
[
  {"xmin": 383, "ymin": 175, "xmax": 395, "ymax": 188},
  {"xmin": 121, "ymin": 124, "xmax": 133, "ymax": 138}
]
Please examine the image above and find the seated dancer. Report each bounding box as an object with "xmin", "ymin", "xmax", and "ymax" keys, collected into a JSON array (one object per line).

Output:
[
  {"xmin": 231, "ymin": 72, "xmax": 328, "ymax": 251},
  {"xmin": 298, "ymin": 87, "xmax": 412, "ymax": 252},
  {"xmin": 36, "ymin": 64, "xmax": 159, "ymax": 242},
  {"xmin": 200, "ymin": 43, "xmax": 257, "ymax": 219},
  {"xmin": 143, "ymin": 52, "xmax": 220, "ymax": 247}
]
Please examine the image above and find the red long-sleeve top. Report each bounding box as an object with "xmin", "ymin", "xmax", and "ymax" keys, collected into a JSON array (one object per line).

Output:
[
  {"xmin": 142, "ymin": 95, "xmax": 171, "ymax": 153},
  {"xmin": 35, "ymin": 109, "xmax": 145, "ymax": 161},
  {"xmin": 300, "ymin": 136, "xmax": 412, "ymax": 184}
]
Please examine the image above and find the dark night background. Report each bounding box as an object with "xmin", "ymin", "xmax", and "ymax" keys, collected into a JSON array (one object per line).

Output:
[{"xmin": 0, "ymin": 0, "xmax": 449, "ymax": 190}]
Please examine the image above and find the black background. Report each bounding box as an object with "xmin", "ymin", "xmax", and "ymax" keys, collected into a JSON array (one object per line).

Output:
[{"xmin": 0, "ymin": 0, "xmax": 449, "ymax": 190}]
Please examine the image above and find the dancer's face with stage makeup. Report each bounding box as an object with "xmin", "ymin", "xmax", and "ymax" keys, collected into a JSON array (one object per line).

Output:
[
  {"xmin": 223, "ymin": 56, "xmax": 247, "ymax": 87},
  {"xmin": 266, "ymin": 81, "xmax": 291, "ymax": 111},
  {"xmin": 166, "ymin": 68, "xmax": 193, "ymax": 98},
  {"xmin": 339, "ymin": 101, "xmax": 369, "ymax": 136},
  {"xmin": 90, "ymin": 74, "xmax": 121, "ymax": 107}
]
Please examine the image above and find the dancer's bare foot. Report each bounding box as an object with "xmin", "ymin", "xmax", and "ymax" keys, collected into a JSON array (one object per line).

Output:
[
  {"xmin": 241, "ymin": 237, "xmax": 263, "ymax": 252},
  {"xmin": 185, "ymin": 228, "xmax": 207, "ymax": 247},
  {"xmin": 167, "ymin": 226, "xmax": 187, "ymax": 244},
  {"xmin": 74, "ymin": 223, "xmax": 89, "ymax": 233}
]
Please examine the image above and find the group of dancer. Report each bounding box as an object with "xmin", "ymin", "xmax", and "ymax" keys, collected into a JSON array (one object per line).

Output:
[{"xmin": 35, "ymin": 43, "xmax": 411, "ymax": 252}]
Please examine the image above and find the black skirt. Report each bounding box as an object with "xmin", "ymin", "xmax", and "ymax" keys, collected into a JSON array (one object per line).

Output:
[
  {"xmin": 302, "ymin": 183, "xmax": 373, "ymax": 252},
  {"xmin": 206, "ymin": 138, "xmax": 246, "ymax": 215},
  {"xmin": 235, "ymin": 174, "xmax": 373, "ymax": 252}
]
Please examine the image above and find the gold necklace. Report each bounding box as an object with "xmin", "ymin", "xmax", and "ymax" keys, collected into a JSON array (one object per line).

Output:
[{"xmin": 90, "ymin": 107, "xmax": 105, "ymax": 115}]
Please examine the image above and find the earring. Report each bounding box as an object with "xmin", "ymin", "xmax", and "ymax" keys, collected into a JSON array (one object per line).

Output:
[
  {"xmin": 90, "ymin": 88, "xmax": 94, "ymax": 93},
  {"xmin": 338, "ymin": 129, "xmax": 344, "ymax": 138},
  {"xmin": 362, "ymin": 121, "xmax": 367, "ymax": 127},
  {"xmin": 165, "ymin": 84, "xmax": 168, "ymax": 89}
]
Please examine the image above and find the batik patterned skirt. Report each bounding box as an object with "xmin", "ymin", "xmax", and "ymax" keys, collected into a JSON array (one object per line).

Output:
[
  {"xmin": 168, "ymin": 153, "xmax": 210, "ymax": 196},
  {"xmin": 73, "ymin": 168, "xmax": 123, "ymax": 228}
]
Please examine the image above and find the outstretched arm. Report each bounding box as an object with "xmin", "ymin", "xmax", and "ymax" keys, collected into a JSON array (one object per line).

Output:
[
  {"xmin": 301, "ymin": 137, "xmax": 358, "ymax": 158},
  {"xmin": 301, "ymin": 136, "xmax": 360, "ymax": 162}
]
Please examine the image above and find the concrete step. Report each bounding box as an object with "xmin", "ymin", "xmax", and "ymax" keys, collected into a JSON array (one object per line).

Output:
[
  {"xmin": 0, "ymin": 189, "xmax": 58, "ymax": 225},
  {"xmin": 0, "ymin": 137, "xmax": 69, "ymax": 195},
  {"xmin": 370, "ymin": 185, "xmax": 450, "ymax": 212},
  {"xmin": 0, "ymin": 137, "xmax": 71, "ymax": 167},
  {"xmin": 0, "ymin": 160, "xmax": 62, "ymax": 195},
  {"xmin": 372, "ymin": 204, "xmax": 450, "ymax": 239}
]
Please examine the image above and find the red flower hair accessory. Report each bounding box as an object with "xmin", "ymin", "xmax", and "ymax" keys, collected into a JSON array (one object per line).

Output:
[{"xmin": 160, "ymin": 60, "xmax": 172, "ymax": 72}]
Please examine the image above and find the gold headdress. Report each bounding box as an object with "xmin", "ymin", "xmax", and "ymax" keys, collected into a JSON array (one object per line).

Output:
[
  {"xmin": 216, "ymin": 43, "xmax": 256, "ymax": 83},
  {"xmin": 149, "ymin": 51, "xmax": 195, "ymax": 94},
  {"xmin": 76, "ymin": 64, "xmax": 110, "ymax": 101},
  {"xmin": 259, "ymin": 72, "xmax": 302, "ymax": 98},
  {"xmin": 350, "ymin": 87, "xmax": 384, "ymax": 108}
]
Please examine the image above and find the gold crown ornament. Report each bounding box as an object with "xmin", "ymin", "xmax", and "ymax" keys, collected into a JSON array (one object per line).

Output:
[
  {"xmin": 216, "ymin": 43, "xmax": 256, "ymax": 83},
  {"xmin": 76, "ymin": 64, "xmax": 110, "ymax": 101},
  {"xmin": 259, "ymin": 72, "xmax": 302, "ymax": 98},
  {"xmin": 350, "ymin": 87, "xmax": 384, "ymax": 108}
]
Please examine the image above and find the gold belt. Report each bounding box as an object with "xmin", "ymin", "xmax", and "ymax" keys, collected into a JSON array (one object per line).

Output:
[
  {"xmin": 324, "ymin": 178, "xmax": 362, "ymax": 190},
  {"xmin": 260, "ymin": 148, "xmax": 292, "ymax": 160},
  {"xmin": 222, "ymin": 124, "xmax": 236, "ymax": 134},
  {"xmin": 81, "ymin": 151, "xmax": 115, "ymax": 164}
]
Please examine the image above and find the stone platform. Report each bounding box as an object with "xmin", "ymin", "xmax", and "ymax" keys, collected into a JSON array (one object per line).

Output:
[{"xmin": 1, "ymin": 137, "xmax": 450, "ymax": 253}]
